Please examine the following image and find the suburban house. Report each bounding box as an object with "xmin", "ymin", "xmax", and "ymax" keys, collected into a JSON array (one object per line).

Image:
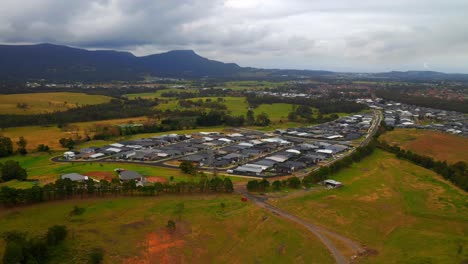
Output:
[
  {"xmin": 61, "ymin": 173, "xmax": 89, "ymax": 182},
  {"xmin": 119, "ymin": 170, "xmax": 146, "ymax": 186}
]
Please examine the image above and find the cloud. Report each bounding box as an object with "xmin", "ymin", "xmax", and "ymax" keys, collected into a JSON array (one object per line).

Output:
[{"xmin": 0, "ymin": 0, "xmax": 467, "ymax": 72}]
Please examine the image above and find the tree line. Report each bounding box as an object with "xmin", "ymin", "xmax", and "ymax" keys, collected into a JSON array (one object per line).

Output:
[
  {"xmin": 245, "ymin": 94, "xmax": 367, "ymax": 114},
  {"xmin": 376, "ymin": 89, "xmax": 468, "ymax": 113},
  {"xmin": 0, "ymin": 98, "xmax": 160, "ymax": 128},
  {"xmin": 377, "ymin": 140, "xmax": 468, "ymax": 191},
  {"xmin": 0, "ymin": 176, "xmax": 234, "ymax": 207},
  {"xmin": 2, "ymin": 225, "xmax": 68, "ymax": 264}
]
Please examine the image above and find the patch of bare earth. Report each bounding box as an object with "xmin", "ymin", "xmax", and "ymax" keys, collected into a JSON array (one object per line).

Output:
[
  {"xmin": 85, "ymin": 171, "xmax": 115, "ymax": 181},
  {"xmin": 123, "ymin": 221, "xmax": 192, "ymax": 264}
]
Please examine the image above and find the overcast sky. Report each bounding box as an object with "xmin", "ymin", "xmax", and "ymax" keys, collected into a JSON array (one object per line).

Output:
[{"xmin": 1, "ymin": 0, "xmax": 467, "ymax": 73}]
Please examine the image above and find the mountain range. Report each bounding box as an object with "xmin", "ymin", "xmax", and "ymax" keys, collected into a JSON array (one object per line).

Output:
[{"xmin": 0, "ymin": 43, "xmax": 467, "ymax": 82}]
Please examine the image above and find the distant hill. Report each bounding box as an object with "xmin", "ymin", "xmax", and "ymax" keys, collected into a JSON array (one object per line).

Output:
[
  {"xmin": 1, "ymin": 43, "xmax": 467, "ymax": 82},
  {"xmin": 0, "ymin": 43, "xmax": 242, "ymax": 81}
]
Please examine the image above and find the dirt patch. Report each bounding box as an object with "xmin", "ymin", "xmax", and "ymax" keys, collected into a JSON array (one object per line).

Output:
[
  {"xmin": 85, "ymin": 171, "xmax": 115, "ymax": 181},
  {"xmin": 146, "ymin": 176, "xmax": 168, "ymax": 183},
  {"xmin": 124, "ymin": 221, "xmax": 192, "ymax": 264}
]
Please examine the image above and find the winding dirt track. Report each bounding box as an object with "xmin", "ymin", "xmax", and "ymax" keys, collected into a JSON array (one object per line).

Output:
[{"xmin": 238, "ymin": 189, "xmax": 365, "ymax": 264}]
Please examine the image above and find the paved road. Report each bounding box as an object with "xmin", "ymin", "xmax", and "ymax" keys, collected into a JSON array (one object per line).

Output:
[{"xmin": 238, "ymin": 188, "xmax": 365, "ymax": 264}]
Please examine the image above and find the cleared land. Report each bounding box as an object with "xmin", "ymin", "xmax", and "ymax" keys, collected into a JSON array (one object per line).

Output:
[
  {"xmin": 271, "ymin": 150, "xmax": 468, "ymax": 263},
  {"xmin": 0, "ymin": 196, "xmax": 334, "ymax": 264},
  {"xmin": 380, "ymin": 128, "xmax": 468, "ymax": 163},
  {"xmin": 0, "ymin": 92, "xmax": 111, "ymax": 115}
]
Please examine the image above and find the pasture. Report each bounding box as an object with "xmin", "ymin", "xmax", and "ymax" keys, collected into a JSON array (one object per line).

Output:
[
  {"xmin": 380, "ymin": 128, "xmax": 468, "ymax": 163},
  {"xmin": 0, "ymin": 92, "xmax": 111, "ymax": 115},
  {"xmin": 0, "ymin": 196, "xmax": 334, "ymax": 263},
  {"xmin": 0, "ymin": 116, "xmax": 149, "ymax": 150},
  {"xmin": 272, "ymin": 150, "xmax": 468, "ymax": 263}
]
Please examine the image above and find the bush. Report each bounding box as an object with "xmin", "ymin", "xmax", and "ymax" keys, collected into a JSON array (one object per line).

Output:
[
  {"xmin": 88, "ymin": 247, "xmax": 104, "ymax": 264},
  {"xmin": 46, "ymin": 225, "xmax": 67, "ymax": 246},
  {"xmin": 70, "ymin": 205, "xmax": 86, "ymax": 216}
]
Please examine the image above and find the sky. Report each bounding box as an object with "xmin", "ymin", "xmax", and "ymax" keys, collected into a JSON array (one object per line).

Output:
[{"xmin": 1, "ymin": 0, "xmax": 467, "ymax": 73}]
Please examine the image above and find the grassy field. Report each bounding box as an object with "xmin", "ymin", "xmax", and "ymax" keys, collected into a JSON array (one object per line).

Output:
[
  {"xmin": 0, "ymin": 116, "xmax": 149, "ymax": 150},
  {"xmin": 254, "ymin": 103, "xmax": 294, "ymax": 122},
  {"xmin": 126, "ymin": 88, "xmax": 197, "ymax": 100},
  {"xmin": 0, "ymin": 196, "xmax": 334, "ymax": 264},
  {"xmin": 222, "ymin": 80, "xmax": 286, "ymax": 90},
  {"xmin": 0, "ymin": 92, "xmax": 111, "ymax": 115},
  {"xmin": 380, "ymin": 128, "xmax": 468, "ymax": 163},
  {"xmin": 271, "ymin": 150, "xmax": 468, "ymax": 263}
]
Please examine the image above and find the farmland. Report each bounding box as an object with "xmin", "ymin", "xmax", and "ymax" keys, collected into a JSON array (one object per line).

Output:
[
  {"xmin": 271, "ymin": 150, "xmax": 468, "ymax": 263},
  {"xmin": 0, "ymin": 92, "xmax": 111, "ymax": 115},
  {"xmin": 0, "ymin": 116, "xmax": 149, "ymax": 150},
  {"xmin": 380, "ymin": 128, "xmax": 468, "ymax": 163},
  {"xmin": 0, "ymin": 196, "xmax": 334, "ymax": 264}
]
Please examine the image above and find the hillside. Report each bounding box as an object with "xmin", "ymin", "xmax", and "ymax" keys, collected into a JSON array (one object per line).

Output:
[
  {"xmin": 272, "ymin": 150, "xmax": 468, "ymax": 263},
  {"xmin": 0, "ymin": 44, "xmax": 241, "ymax": 81},
  {"xmin": 0, "ymin": 196, "xmax": 334, "ymax": 263},
  {"xmin": 1, "ymin": 43, "xmax": 468, "ymax": 81}
]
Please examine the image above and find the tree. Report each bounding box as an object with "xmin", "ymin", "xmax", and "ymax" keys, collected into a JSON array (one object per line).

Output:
[
  {"xmin": 179, "ymin": 161, "xmax": 196, "ymax": 175},
  {"xmin": 88, "ymin": 247, "xmax": 104, "ymax": 264},
  {"xmin": 166, "ymin": 220, "xmax": 176, "ymax": 233},
  {"xmin": 1, "ymin": 160, "xmax": 27, "ymax": 182},
  {"xmin": 59, "ymin": 137, "xmax": 75, "ymax": 150},
  {"xmin": 223, "ymin": 178, "xmax": 234, "ymax": 193},
  {"xmin": 16, "ymin": 136, "xmax": 27, "ymax": 155},
  {"xmin": 255, "ymin": 112, "xmax": 271, "ymax": 126},
  {"xmin": 272, "ymin": 180, "xmax": 282, "ymax": 191},
  {"xmin": 46, "ymin": 225, "xmax": 67, "ymax": 246},
  {"xmin": 2, "ymin": 241, "xmax": 24, "ymax": 264},
  {"xmin": 36, "ymin": 144, "xmax": 50, "ymax": 152},
  {"xmin": 0, "ymin": 136, "xmax": 13, "ymax": 157},
  {"xmin": 246, "ymin": 110, "xmax": 255, "ymax": 126},
  {"xmin": 287, "ymin": 177, "xmax": 301, "ymax": 189},
  {"xmin": 246, "ymin": 180, "xmax": 259, "ymax": 192},
  {"xmin": 259, "ymin": 179, "xmax": 270, "ymax": 191}
]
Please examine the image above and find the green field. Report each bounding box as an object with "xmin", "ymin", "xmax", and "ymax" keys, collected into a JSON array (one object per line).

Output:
[
  {"xmin": 271, "ymin": 150, "xmax": 468, "ymax": 263},
  {"xmin": 0, "ymin": 92, "xmax": 111, "ymax": 115},
  {"xmin": 126, "ymin": 88, "xmax": 197, "ymax": 100},
  {"xmin": 0, "ymin": 196, "xmax": 334, "ymax": 263}
]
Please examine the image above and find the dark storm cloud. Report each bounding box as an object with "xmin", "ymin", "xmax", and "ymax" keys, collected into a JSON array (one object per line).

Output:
[{"xmin": 0, "ymin": 0, "xmax": 467, "ymax": 72}]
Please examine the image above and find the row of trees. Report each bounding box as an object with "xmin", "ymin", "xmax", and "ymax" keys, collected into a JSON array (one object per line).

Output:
[
  {"xmin": 376, "ymin": 89, "xmax": 468, "ymax": 113},
  {"xmin": 0, "ymin": 98, "xmax": 160, "ymax": 128},
  {"xmin": 378, "ymin": 141, "xmax": 468, "ymax": 191},
  {"xmin": 304, "ymin": 142, "xmax": 376, "ymax": 184},
  {"xmin": 246, "ymin": 176, "xmax": 302, "ymax": 192},
  {"xmin": 245, "ymin": 94, "xmax": 367, "ymax": 114},
  {"xmin": 0, "ymin": 176, "xmax": 234, "ymax": 206},
  {"xmin": 2, "ymin": 225, "xmax": 67, "ymax": 264}
]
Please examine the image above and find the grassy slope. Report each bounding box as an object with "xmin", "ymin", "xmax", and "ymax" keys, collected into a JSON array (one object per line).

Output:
[
  {"xmin": 0, "ymin": 196, "xmax": 334, "ymax": 264},
  {"xmin": 0, "ymin": 92, "xmax": 111, "ymax": 115},
  {"xmin": 380, "ymin": 128, "xmax": 468, "ymax": 163},
  {"xmin": 272, "ymin": 150, "xmax": 468, "ymax": 264}
]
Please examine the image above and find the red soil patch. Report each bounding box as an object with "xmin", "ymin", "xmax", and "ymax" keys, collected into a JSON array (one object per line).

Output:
[
  {"xmin": 124, "ymin": 222, "xmax": 192, "ymax": 264},
  {"xmin": 85, "ymin": 171, "xmax": 115, "ymax": 181},
  {"xmin": 146, "ymin": 176, "xmax": 168, "ymax": 183}
]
